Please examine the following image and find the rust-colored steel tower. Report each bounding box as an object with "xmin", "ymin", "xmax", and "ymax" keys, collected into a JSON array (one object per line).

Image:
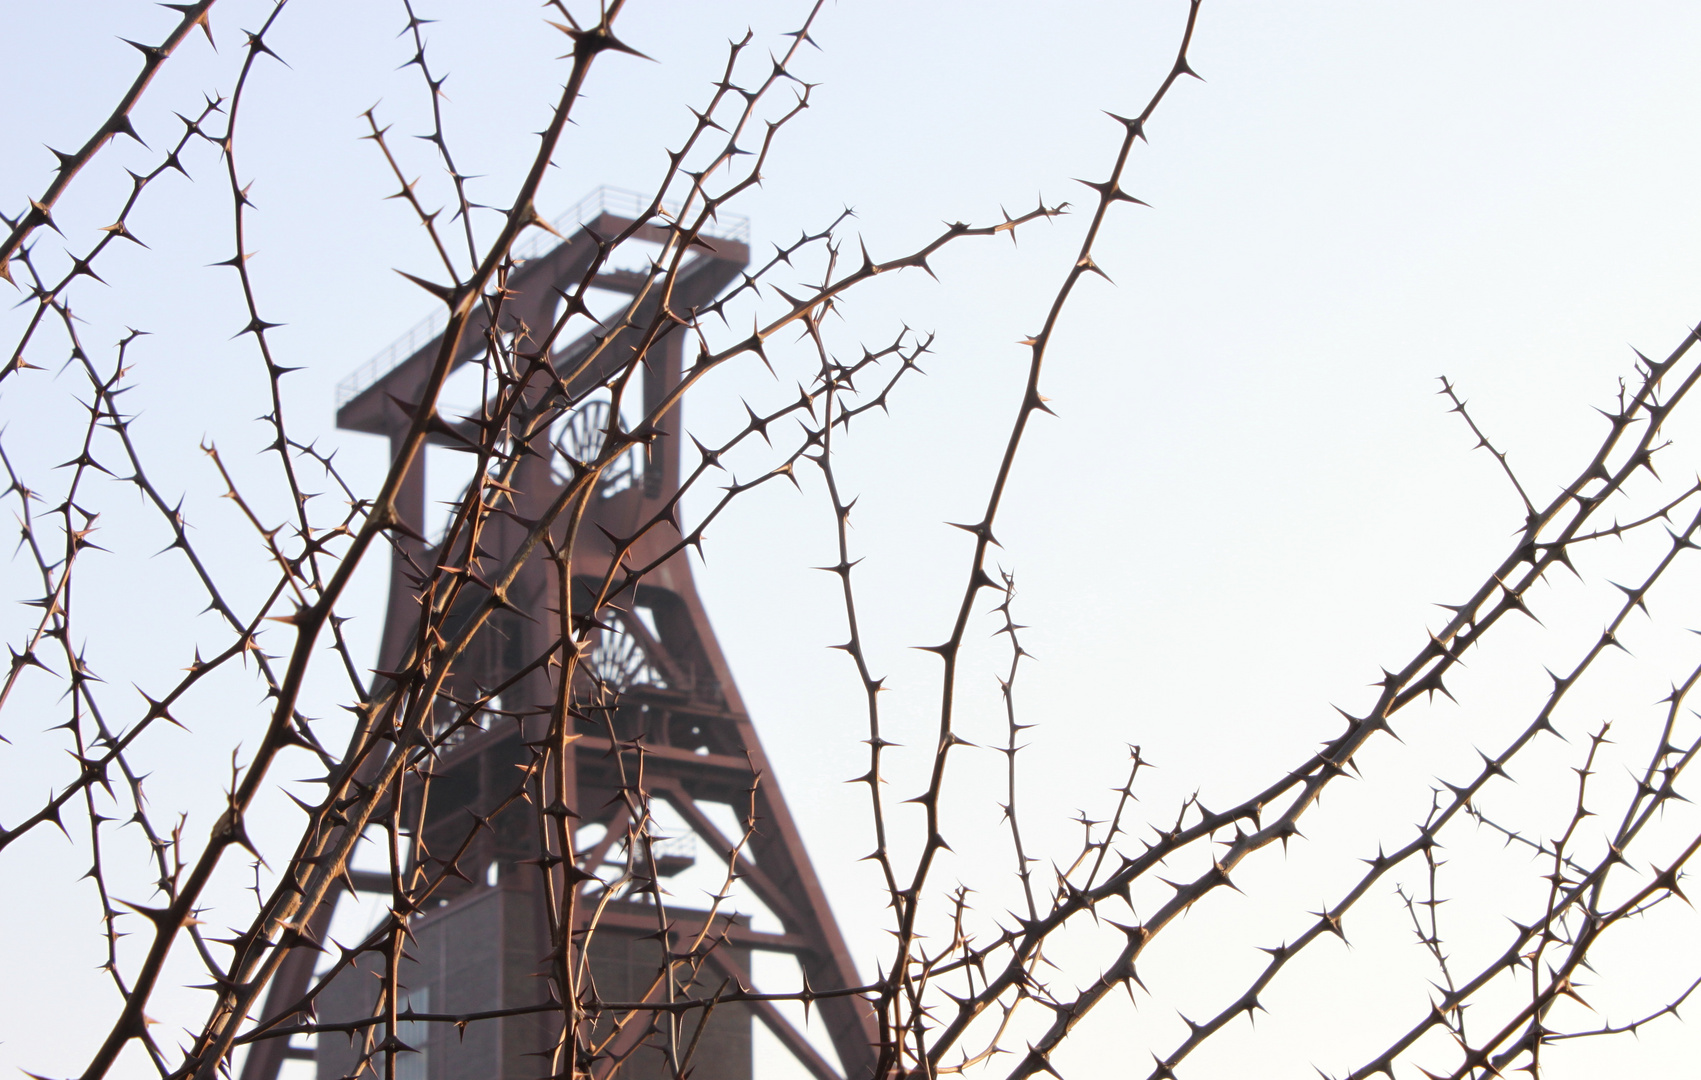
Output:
[{"xmin": 240, "ymin": 190, "xmax": 873, "ymax": 1080}]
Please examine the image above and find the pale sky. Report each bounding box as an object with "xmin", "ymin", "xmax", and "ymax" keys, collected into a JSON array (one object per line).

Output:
[{"xmin": 4, "ymin": 3, "xmax": 1701, "ymax": 1078}]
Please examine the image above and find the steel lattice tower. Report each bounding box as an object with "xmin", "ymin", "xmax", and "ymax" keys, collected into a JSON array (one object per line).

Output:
[{"xmin": 240, "ymin": 190, "xmax": 873, "ymax": 1080}]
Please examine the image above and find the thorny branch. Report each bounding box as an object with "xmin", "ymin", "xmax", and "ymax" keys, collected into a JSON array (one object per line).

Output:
[{"xmin": 4, "ymin": 3, "xmax": 1701, "ymax": 1080}]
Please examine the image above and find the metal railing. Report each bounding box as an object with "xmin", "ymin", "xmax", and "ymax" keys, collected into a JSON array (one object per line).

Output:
[{"xmin": 336, "ymin": 186, "xmax": 750, "ymax": 409}]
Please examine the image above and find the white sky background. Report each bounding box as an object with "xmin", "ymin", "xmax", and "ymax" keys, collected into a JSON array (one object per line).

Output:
[{"xmin": 4, "ymin": 2, "xmax": 1701, "ymax": 1078}]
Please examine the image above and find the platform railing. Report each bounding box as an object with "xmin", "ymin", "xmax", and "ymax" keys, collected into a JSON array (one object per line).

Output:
[{"xmin": 336, "ymin": 186, "xmax": 750, "ymax": 409}]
